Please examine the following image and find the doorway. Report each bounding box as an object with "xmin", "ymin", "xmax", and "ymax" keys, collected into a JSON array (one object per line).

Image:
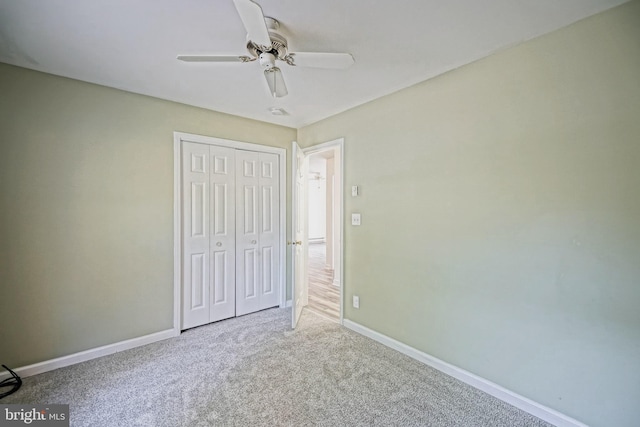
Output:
[
  {"xmin": 173, "ymin": 132, "xmax": 287, "ymax": 333},
  {"xmin": 306, "ymin": 150, "xmax": 341, "ymax": 321},
  {"xmin": 292, "ymin": 138, "xmax": 344, "ymax": 327}
]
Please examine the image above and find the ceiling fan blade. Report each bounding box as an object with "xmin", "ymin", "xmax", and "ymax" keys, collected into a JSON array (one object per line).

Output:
[
  {"xmin": 264, "ymin": 67, "xmax": 288, "ymax": 98},
  {"xmin": 233, "ymin": 0, "xmax": 272, "ymax": 49},
  {"xmin": 286, "ymin": 52, "xmax": 355, "ymax": 69},
  {"xmin": 177, "ymin": 55, "xmax": 252, "ymax": 63}
]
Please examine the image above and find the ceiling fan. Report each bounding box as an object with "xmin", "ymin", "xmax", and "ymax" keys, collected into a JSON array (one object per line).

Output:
[{"xmin": 177, "ymin": 0, "xmax": 355, "ymax": 98}]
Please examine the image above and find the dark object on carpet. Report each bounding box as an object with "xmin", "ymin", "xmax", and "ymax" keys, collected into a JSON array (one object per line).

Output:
[{"xmin": 0, "ymin": 364, "xmax": 22, "ymax": 399}]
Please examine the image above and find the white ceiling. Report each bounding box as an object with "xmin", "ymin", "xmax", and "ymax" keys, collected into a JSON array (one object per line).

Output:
[{"xmin": 0, "ymin": 0, "xmax": 627, "ymax": 128}]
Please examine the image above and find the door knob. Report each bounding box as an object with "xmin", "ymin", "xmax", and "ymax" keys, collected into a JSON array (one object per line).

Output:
[
  {"xmin": 251, "ymin": 240, "xmax": 257, "ymax": 244},
  {"xmin": 216, "ymin": 242, "xmax": 222, "ymax": 247}
]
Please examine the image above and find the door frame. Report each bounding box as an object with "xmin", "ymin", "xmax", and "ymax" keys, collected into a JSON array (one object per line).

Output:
[
  {"xmin": 173, "ymin": 131, "xmax": 287, "ymax": 333},
  {"xmin": 298, "ymin": 138, "xmax": 345, "ymax": 324}
]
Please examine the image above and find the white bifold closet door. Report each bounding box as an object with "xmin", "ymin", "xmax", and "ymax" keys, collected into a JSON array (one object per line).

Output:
[
  {"xmin": 182, "ymin": 142, "xmax": 280, "ymax": 330},
  {"xmin": 235, "ymin": 150, "xmax": 280, "ymax": 316}
]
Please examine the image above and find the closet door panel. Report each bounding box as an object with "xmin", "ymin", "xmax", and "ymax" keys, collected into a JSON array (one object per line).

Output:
[
  {"xmin": 182, "ymin": 142, "xmax": 211, "ymax": 329},
  {"xmin": 236, "ymin": 150, "xmax": 262, "ymax": 316},
  {"xmin": 259, "ymin": 153, "xmax": 280, "ymax": 309},
  {"xmin": 209, "ymin": 146, "xmax": 236, "ymax": 322}
]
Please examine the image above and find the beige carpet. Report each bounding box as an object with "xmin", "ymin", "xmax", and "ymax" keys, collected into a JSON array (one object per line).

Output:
[{"xmin": 4, "ymin": 308, "xmax": 551, "ymax": 426}]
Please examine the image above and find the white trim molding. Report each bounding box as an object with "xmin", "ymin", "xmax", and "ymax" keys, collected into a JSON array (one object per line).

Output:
[
  {"xmin": 0, "ymin": 329, "xmax": 176, "ymax": 381},
  {"xmin": 342, "ymin": 320, "xmax": 588, "ymax": 427},
  {"xmin": 173, "ymin": 136, "xmax": 182, "ymax": 337}
]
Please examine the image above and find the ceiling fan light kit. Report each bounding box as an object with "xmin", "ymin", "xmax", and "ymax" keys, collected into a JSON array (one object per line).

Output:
[
  {"xmin": 264, "ymin": 67, "xmax": 288, "ymax": 97},
  {"xmin": 177, "ymin": 0, "xmax": 354, "ymax": 98}
]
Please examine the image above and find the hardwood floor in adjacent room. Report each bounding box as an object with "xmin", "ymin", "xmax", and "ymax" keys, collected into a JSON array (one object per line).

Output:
[{"xmin": 307, "ymin": 243, "xmax": 340, "ymax": 321}]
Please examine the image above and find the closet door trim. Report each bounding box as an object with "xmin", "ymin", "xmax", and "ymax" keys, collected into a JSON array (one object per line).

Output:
[{"xmin": 173, "ymin": 132, "xmax": 287, "ymax": 332}]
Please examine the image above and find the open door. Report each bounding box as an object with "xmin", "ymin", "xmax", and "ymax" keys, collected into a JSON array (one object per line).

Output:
[{"xmin": 291, "ymin": 141, "xmax": 308, "ymax": 328}]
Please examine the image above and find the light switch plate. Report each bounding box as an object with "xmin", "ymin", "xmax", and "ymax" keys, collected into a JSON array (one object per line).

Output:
[
  {"xmin": 352, "ymin": 185, "xmax": 359, "ymax": 197},
  {"xmin": 351, "ymin": 213, "xmax": 361, "ymax": 226}
]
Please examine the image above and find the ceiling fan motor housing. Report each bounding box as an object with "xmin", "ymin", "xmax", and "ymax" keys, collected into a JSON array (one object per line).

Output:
[{"xmin": 246, "ymin": 17, "xmax": 288, "ymax": 61}]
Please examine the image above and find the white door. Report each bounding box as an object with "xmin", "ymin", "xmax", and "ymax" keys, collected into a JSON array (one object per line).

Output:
[
  {"xmin": 183, "ymin": 142, "xmax": 279, "ymax": 329},
  {"xmin": 236, "ymin": 150, "xmax": 280, "ymax": 316},
  {"xmin": 258, "ymin": 152, "xmax": 281, "ymax": 310},
  {"xmin": 182, "ymin": 142, "xmax": 211, "ymax": 329},
  {"xmin": 236, "ymin": 150, "xmax": 260, "ymax": 316},
  {"xmin": 291, "ymin": 142, "xmax": 308, "ymax": 328},
  {"xmin": 209, "ymin": 145, "xmax": 236, "ymax": 322}
]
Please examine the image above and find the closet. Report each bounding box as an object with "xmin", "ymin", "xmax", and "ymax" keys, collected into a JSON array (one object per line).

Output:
[{"xmin": 181, "ymin": 141, "xmax": 280, "ymax": 329}]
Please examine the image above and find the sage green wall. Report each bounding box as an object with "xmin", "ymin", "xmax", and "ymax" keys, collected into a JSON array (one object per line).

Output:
[
  {"xmin": 1, "ymin": 2, "xmax": 638, "ymax": 425},
  {"xmin": 0, "ymin": 63, "xmax": 296, "ymax": 368},
  {"xmin": 299, "ymin": 2, "xmax": 640, "ymax": 426}
]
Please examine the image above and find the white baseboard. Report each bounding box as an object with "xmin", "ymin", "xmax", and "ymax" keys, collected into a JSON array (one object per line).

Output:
[
  {"xmin": 342, "ymin": 320, "xmax": 587, "ymax": 427},
  {"xmin": 0, "ymin": 328, "xmax": 177, "ymax": 381}
]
